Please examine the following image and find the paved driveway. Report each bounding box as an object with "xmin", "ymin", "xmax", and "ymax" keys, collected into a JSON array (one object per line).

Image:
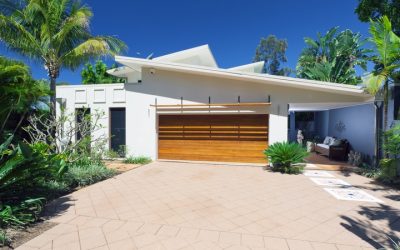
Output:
[{"xmin": 18, "ymin": 161, "xmax": 400, "ymax": 250}]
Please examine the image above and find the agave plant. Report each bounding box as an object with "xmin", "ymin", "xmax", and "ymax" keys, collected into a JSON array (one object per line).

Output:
[
  {"xmin": 264, "ymin": 142, "xmax": 309, "ymax": 174},
  {"xmin": 297, "ymin": 27, "xmax": 370, "ymax": 84}
]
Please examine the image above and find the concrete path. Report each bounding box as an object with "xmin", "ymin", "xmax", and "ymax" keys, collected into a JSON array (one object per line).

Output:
[{"xmin": 17, "ymin": 161, "xmax": 400, "ymax": 250}]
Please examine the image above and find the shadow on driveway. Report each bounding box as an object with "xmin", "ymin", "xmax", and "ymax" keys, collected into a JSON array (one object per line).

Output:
[{"xmin": 340, "ymin": 203, "xmax": 400, "ymax": 249}]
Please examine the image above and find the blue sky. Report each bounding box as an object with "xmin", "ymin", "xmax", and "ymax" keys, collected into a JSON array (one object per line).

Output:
[{"xmin": 0, "ymin": 0, "xmax": 371, "ymax": 84}]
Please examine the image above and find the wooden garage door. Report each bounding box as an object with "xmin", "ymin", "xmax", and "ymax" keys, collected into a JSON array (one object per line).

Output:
[{"xmin": 158, "ymin": 114, "xmax": 268, "ymax": 163}]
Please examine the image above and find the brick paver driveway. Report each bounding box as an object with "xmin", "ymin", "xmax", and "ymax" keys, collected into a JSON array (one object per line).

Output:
[{"xmin": 18, "ymin": 161, "xmax": 400, "ymax": 250}]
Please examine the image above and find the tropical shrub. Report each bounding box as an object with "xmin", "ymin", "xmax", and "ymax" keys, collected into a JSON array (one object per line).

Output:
[
  {"xmin": 0, "ymin": 56, "xmax": 49, "ymax": 139},
  {"xmin": 359, "ymin": 162, "xmax": 382, "ymax": 178},
  {"xmin": 0, "ymin": 230, "xmax": 8, "ymax": 246},
  {"xmin": 123, "ymin": 156, "xmax": 152, "ymax": 165},
  {"xmin": 0, "ymin": 198, "xmax": 45, "ymax": 228},
  {"xmin": 296, "ymin": 27, "xmax": 369, "ymax": 84},
  {"xmin": 380, "ymin": 158, "xmax": 398, "ymax": 179},
  {"xmin": 62, "ymin": 164, "xmax": 116, "ymax": 187},
  {"xmin": 383, "ymin": 124, "xmax": 400, "ymax": 158},
  {"xmin": 0, "ymin": 136, "xmax": 65, "ymax": 195},
  {"xmin": 378, "ymin": 124, "xmax": 400, "ymax": 181},
  {"xmin": 264, "ymin": 142, "xmax": 309, "ymax": 174}
]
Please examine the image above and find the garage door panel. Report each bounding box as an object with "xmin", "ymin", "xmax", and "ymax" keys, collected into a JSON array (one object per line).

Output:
[{"xmin": 158, "ymin": 114, "xmax": 268, "ymax": 163}]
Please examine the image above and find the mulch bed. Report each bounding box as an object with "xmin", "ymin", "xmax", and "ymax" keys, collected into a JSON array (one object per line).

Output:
[{"xmin": 1, "ymin": 221, "xmax": 56, "ymax": 249}]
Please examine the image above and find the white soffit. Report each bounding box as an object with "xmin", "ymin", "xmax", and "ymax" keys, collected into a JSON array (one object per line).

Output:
[{"xmin": 289, "ymin": 102, "xmax": 374, "ymax": 111}]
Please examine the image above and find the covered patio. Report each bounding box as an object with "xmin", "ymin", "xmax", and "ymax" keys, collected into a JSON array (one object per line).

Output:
[{"xmin": 288, "ymin": 101, "xmax": 376, "ymax": 166}]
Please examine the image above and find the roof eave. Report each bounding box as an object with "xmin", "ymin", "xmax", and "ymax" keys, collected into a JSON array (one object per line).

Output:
[{"xmin": 115, "ymin": 56, "xmax": 371, "ymax": 98}]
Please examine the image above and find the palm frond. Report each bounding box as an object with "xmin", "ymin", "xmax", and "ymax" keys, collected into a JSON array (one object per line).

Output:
[
  {"xmin": 61, "ymin": 36, "xmax": 127, "ymax": 70},
  {"xmin": 364, "ymin": 73, "xmax": 386, "ymax": 95},
  {"xmin": 0, "ymin": 14, "xmax": 43, "ymax": 59}
]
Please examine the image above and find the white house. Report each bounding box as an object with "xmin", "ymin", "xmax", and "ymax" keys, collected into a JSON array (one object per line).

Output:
[{"xmin": 56, "ymin": 45, "xmax": 373, "ymax": 163}]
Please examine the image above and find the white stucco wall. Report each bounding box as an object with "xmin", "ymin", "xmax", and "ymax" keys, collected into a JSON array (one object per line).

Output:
[
  {"xmin": 57, "ymin": 83, "xmax": 127, "ymax": 153},
  {"xmin": 57, "ymin": 69, "xmax": 369, "ymax": 161}
]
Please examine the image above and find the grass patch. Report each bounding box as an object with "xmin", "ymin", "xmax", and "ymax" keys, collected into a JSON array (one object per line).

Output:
[{"xmin": 123, "ymin": 156, "xmax": 152, "ymax": 165}]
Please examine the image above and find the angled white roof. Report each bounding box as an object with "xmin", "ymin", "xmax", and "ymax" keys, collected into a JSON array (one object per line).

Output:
[
  {"xmin": 108, "ymin": 45, "xmax": 372, "ymax": 99},
  {"xmin": 228, "ymin": 61, "xmax": 264, "ymax": 74},
  {"xmin": 153, "ymin": 45, "xmax": 218, "ymax": 68}
]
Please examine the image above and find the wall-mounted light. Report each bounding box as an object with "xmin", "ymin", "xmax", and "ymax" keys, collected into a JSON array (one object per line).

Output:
[{"xmin": 335, "ymin": 121, "xmax": 346, "ymax": 133}]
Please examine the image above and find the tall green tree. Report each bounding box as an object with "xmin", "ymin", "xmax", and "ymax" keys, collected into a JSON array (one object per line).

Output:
[
  {"xmin": 365, "ymin": 16, "xmax": 400, "ymax": 135},
  {"xmin": 355, "ymin": 0, "xmax": 400, "ymax": 36},
  {"xmin": 81, "ymin": 60, "xmax": 125, "ymax": 84},
  {"xmin": 0, "ymin": 0, "xmax": 127, "ymax": 115},
  {"xmin": 296, "ymin": 28, "xmax": 369, "ymax": 84},
  {"xmin": 253, "ymin": 35, "xmax": 291, "ymax": 75}
]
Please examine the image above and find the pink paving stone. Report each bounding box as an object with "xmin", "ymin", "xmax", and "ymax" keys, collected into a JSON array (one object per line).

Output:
[{"xmin": 16, "ymin": 161, "xmax": 400, "ymax": 250}]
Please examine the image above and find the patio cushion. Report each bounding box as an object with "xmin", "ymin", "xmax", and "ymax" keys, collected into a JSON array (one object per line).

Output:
[
  {"xmin": 323, "ymin": 136, "xmax": 334, "ymax": 145},
  {"xmin": 316, "ymin": 143, "xmax": 329, "ymax": 149},
  {"xmin": 331, "ymin": 139, "xmax": 345, "ymax": 146},
  {"xmin": 329, "ymin": 138, "xmax": 337, "ymax": 145}
]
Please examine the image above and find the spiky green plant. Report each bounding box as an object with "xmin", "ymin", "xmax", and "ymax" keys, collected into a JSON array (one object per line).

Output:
[
  {"xmin": 264, "ymin": 142, "xmax": 309, "ymax": 174},
  {"xmin": 0, "ymin": 0, "xmax": 127, "ymax": 115}
]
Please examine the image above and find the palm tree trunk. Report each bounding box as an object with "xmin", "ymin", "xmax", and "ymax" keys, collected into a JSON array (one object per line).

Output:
[
  {"xmin": 383, "ymin": 80, "xmax": 389, "ymax": 158},
  {"xmin": 50, "ymin": 76, "xmax": 57, "ymax": 117},
  {"xmin": 47, "ymin": 62, "xmax": 59, "ymax": 117}
]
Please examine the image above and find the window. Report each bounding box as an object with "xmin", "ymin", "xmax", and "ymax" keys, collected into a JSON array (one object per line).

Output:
[
  {"xmin": 110, "ymin": 108, "xmax": 126, "ymax": 157},
  {"xmin": 295, "ymin": 112, "xmax": 315, "ymax": 129},
  {"xmin": 75, "ymin": 108, "xmax": 91, "ymax": 153}
]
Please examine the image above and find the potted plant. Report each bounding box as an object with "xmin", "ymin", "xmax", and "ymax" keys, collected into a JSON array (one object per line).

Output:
[{"xmin": 264, "ymin": 142, "xmax": 309, "ymax": 174}]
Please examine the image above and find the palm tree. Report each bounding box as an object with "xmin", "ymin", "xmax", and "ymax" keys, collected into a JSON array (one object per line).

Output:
[
  {"xmin": 0, "ymin": 0, "xmax": 127, "ymax": 115},
  {"xmin": 297, "ymin": 27, "xmax": 369, "ymax": 84},
  {"xmin": 365, "ymin": 16, "xmax": 400, "ymax": 158}
]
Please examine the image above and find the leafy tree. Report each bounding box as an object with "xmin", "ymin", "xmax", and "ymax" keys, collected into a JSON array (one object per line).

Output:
[
  {"xmin": 355, "ymin": 0, "xmax": 400, "ymax": 36},
  {"xmin": 296, "ymin": 28, "xmax": 369, "ymax": 84},
  {"xmin": 81, "ymin": 60, "xmax": 125, "ymax": 84},
  {"xmin": 0, "ymin": 56, "xmax": 49, "ymax": 138},
  {"xmin": 253, "ymin": 35, "xmax": 291, "ymax": 75},
  {"xmin": 0, "ymin": 0, "xmax": 127, "ymax": 116},
  {"xmin": 364, "ymin": 16, "xmax": 400, "ymax": 146}
]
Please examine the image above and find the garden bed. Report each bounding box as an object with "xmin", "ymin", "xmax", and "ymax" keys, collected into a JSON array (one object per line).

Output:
[
  {"xmin": 2, "ymin": 221, "xmax": 56, "ymax": 249},
  {"xmin": 104, "ymin": 160, "xmax": 141, "ymax": 172},
  {"xmin": 0, "ymin": 159, "xmax": 152, "ymax": 248}
]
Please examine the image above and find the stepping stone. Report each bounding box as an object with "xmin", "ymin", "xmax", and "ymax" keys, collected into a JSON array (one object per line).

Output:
[
  {"xmin": 324, "ymin": 188, "xmax": 383, "ymax": 203},
  {"xmin": 309, "ymin": 178, "xmax": 351, "ymax": 187},
  {"xmin": 303, "ymin": 170, "xmax": 334, "ymax": 178}
]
